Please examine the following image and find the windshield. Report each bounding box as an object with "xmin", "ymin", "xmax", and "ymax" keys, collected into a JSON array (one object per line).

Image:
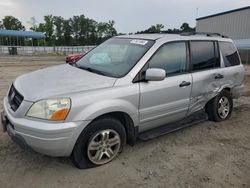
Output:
[{"xmin": 76, "ymin": 38, "xmax": 154, "ymax": 77}]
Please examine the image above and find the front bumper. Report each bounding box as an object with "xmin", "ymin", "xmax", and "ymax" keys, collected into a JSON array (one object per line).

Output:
[
  {"xmin": 2, "ymin": 98, "xmax": 90, "ymax": 157},
  {"xmin": 1, "ymin": 112, "xmax": 29, "ymax": 149}
]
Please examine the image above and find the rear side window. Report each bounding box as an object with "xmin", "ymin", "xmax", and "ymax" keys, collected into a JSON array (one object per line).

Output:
[
  {"xmin": 148, "ymin": 42, "xmax": 187, "ymax": 76},
  {"xmin": 219, "ymin": 42, "xmax": 240, "ymax": 67},
  {"xmin": 190, "ymin": 41, "xmax": 220, "ymax": 71}
]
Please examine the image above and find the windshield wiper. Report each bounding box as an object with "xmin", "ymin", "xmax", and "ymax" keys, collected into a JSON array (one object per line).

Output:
[
  {"xmin": 69, "ymin": 62, "xmax": 77, "ymax": 67},
  {"xmin": 77, "ymin": 66, "xmax": 106, "ymax": 76}
]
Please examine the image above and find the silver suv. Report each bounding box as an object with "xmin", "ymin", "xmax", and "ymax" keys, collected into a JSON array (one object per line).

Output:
[{"xmin": 1, "ymin": 33, "xmax": 245, "ymax": 168}]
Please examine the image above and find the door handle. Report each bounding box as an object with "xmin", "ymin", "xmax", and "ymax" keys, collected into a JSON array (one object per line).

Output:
[
  {"xmin": 179, "ymin": 81, "xmax": 191, "ymax": 87},
  {"xmin": 215, "ymin": 74, "xmax": 224, "ymax": 79}
]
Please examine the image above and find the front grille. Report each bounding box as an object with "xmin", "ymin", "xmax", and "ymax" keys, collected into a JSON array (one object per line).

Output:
[{"xmin": 8, "ymin": 85, "xmax": 23, "ymax": 112}]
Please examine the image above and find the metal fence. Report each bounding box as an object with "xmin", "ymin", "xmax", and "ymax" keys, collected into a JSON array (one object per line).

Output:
[
  {"xmin": 0, "ymin": 45, "xmax": 95, "ymax": 55},
  {"xmin": 0, "ymin": 45, "xmax": 249, "ymax": 65}
]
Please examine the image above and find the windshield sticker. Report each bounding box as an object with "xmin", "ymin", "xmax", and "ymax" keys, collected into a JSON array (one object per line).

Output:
[{"xmin": 130, "ymin": 39, "xmax": 148, "ymax": 45}]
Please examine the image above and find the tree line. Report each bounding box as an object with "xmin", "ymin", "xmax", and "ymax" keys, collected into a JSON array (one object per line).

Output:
[
  {"xmin": 0, "ymin": 15, "xmax": 117, "ymax": 46},
  {"xmin": 0, "ymin": 15, "xmax": 195, "ymax": 46},
  {"xmin": 135, "ymin": 23, "xmax": 195, "ymax": 34}
]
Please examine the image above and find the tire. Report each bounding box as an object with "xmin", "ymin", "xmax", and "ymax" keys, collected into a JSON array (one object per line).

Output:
[
  {"xmin": 70, "ymin": 116, "xmax": 126, "ymax": 169},
  {"xmin": 206, "ymin": 90, "xmax": 233, "ymax": 122}
]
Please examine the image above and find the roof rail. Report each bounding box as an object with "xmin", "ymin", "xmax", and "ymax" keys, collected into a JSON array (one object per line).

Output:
[{"xmin": 180, "ymin": 32, "xmax": 228, "ymax": 38}]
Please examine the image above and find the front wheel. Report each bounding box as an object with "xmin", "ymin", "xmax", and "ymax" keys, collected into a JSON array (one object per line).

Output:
[
  {"xmin": 206, "ymin": 90, "xmax": 233, "ymax": 122},
  {"xmin": 71, "ymin": 117, "xmax": 126, "ymax": 169},
  {"xmin": 87, "ymin": 129, "xmax": 121, "ymax": 165}
]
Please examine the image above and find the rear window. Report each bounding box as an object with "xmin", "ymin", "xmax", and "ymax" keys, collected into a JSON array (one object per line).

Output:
[
  {"xmin": 190, "ymin": 41, "xmax": 220, "ymax": 71},
  {"xmin": 219, "ymin": 42, "xmax": 240, "ymax": 67}
]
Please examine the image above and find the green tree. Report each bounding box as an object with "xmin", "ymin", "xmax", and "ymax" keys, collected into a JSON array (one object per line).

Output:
[
  {"xmin": 136, "ymin": 24, "xmax": 164, "ymax": 34},
  {"xmin": 70, "ymin": 16, "xmax": 80, "ymax": 43},
  {"xmin": 2, "ymin": 16, "xmax": 25, "ymax": 30},
  {"xmin": 44, "ymin": 15, "xmax": 54, "ymax": 45},
  {"xmin": 53, "ymin": 16, "xmax": 64, "ymax": 45},
  {"xmin": 147, "ymin": 24, "xmax": 164, "ymax": 33},
  {"xmin": 0, "ymin": 21, "xmax": 3, "ymax": 29},
  {"xmin": 136, "ymin": 23, "xmax": 195, "ymax": 34},
  {"xmin": 164, "ymin": 28, "xmax": 181, "ymax": 34},
  {"xmin": 78, "ymin": 15, "xmax": 89, "ymax": 45},
  {"xmin": 63, "ymin": 19, "xmax": 72, "ymax": 45},
  {"xmin": 87, "ymin": 19, "xmax": 98, "ymax": 44},
  {"xmin": 180, "ymin": 23, "xmax": 195, "ymax": 32},
  {"xmin": 97, "ymin": 20, "xmax": 117, "ymax": 42},
  {"xmin": 106, "ymin": 20, "xmax": 117, "ymax": 37},
  {"xmin": 34, "ymin": 23, "xmax": 46, "ymax": 46},
  {"xmin": 36, "ymin": 23, "xmax": 45, "ymax": 32},
  {"xmin": 97, "ymin": 22, "xmax": 108, "ymax": 38}
]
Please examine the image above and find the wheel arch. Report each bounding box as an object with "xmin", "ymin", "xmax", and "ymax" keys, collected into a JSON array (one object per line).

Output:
[
  {"xmin": 205, "ymin": 87, "xmax": 231, "ymax": 110},
  {"xmin": 221, "ymin": 87, "xmax": 231, "ymax": 93},
  {"xmin": 218, "ymin": 85, "xmax": 232, "ymax": 94},
  {"xmin": 71, "ymin": 110, "xmax": 138, "ymax": 157},
  {"xmin": 205, "ymin": 87, "xmax": 232, "ymax": 111},
  {"xmin": 91, "ymin": 111, "xmax": 138, "ymax": 146}
]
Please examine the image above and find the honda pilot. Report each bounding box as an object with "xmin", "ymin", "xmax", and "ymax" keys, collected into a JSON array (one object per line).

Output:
[{"xmin": 1, "ymin": 33, "xmax": 245, "ymax": 168}]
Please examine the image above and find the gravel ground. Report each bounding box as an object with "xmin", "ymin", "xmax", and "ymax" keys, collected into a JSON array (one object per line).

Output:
[{"xmin": 0, "ymin": 56, "xmax": 249, "ymax": 188}]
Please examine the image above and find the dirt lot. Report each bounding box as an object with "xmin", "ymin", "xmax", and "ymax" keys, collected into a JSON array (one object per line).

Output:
[{"xmin": 0, "ymin": 56, "xmax": 249, "ymax": 188}]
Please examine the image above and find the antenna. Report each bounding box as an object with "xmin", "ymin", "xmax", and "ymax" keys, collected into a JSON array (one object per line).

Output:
[{"xmin": 196, "ymin": 8, "xmax": 199, "ymax": 19}]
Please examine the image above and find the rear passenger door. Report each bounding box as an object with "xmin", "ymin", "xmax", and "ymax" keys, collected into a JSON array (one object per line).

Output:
[{"xmin": 188, "ymin": 40, "xmax": 224, "ymax": 115}]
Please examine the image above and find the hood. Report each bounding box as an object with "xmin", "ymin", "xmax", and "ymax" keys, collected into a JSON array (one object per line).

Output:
[{"xmin": 14, "ymin": 64, "xmax": 117, "ymax": 101}]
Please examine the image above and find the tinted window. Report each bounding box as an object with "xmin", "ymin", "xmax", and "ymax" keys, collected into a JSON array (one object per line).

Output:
[
  {"xmin": 148, "ymin": 42, "xmax": 187, "ymax": 76},
  {"xmin": 190, "ymin": 41, "xmax": 219, "ymax": 71},
  {"xmin": 219, "ymin": 42, "xmax": 240, "ymax": 67}
]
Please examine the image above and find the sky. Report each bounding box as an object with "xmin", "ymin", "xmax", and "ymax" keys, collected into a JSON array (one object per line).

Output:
[{"xmin": 0, "ymin": 0, "xmax": 249, "ymax": 33}]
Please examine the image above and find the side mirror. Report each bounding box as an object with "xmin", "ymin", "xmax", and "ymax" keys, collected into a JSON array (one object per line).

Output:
[{"xmin": 145, "ymin": 68, "xmax": 166, "ymax": 81}]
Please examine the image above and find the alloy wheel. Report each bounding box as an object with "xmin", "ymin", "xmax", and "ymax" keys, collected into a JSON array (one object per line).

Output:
[
  {"xmin": 87, "ymin": 129, "xmax": 121, "ymax": 165},
  {"xmin": 217, "ymin": 96, "xmax": 230, "ymax": 119}
]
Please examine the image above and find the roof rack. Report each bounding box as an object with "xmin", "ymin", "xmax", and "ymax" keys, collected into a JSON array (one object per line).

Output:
[{"xmin": 180, "ymin": 32, "xmax": 228, "ymax": 38}]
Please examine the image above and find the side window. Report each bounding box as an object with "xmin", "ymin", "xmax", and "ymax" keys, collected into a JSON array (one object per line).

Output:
[
  {"xmin": 219, "ymin": 42, "xmax": 240, "ymax": 67},
  {"xmin": 148, "ymin": 42, "xmax": 187, "ymax": 76},
  {"xmin": 190, "ymin": 41, "xmax": 219, "ymax": 71}
]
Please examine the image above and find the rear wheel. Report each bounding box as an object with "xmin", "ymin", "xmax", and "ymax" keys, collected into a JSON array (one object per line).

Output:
[
  {"xmin": 71, "ymin": 117, "xmax": 126, "ymax": 169},
  {"xmin": 206, "ymin": 90, "xmax": 233, "ymax": 122}
]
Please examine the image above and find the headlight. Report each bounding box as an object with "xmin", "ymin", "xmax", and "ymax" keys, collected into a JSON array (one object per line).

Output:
[{"xmin": 26, "ymin": 98, "xmax": 71, "ymax": 121}]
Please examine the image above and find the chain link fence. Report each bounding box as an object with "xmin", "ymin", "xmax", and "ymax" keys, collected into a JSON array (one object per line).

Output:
[
  {"xmin": 0, "ymin": 45, "xmax": 95, "ymax": 55},
  {"xmin": 0, "ymin": 44, "xmax": 249, "ymax": 65}
]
